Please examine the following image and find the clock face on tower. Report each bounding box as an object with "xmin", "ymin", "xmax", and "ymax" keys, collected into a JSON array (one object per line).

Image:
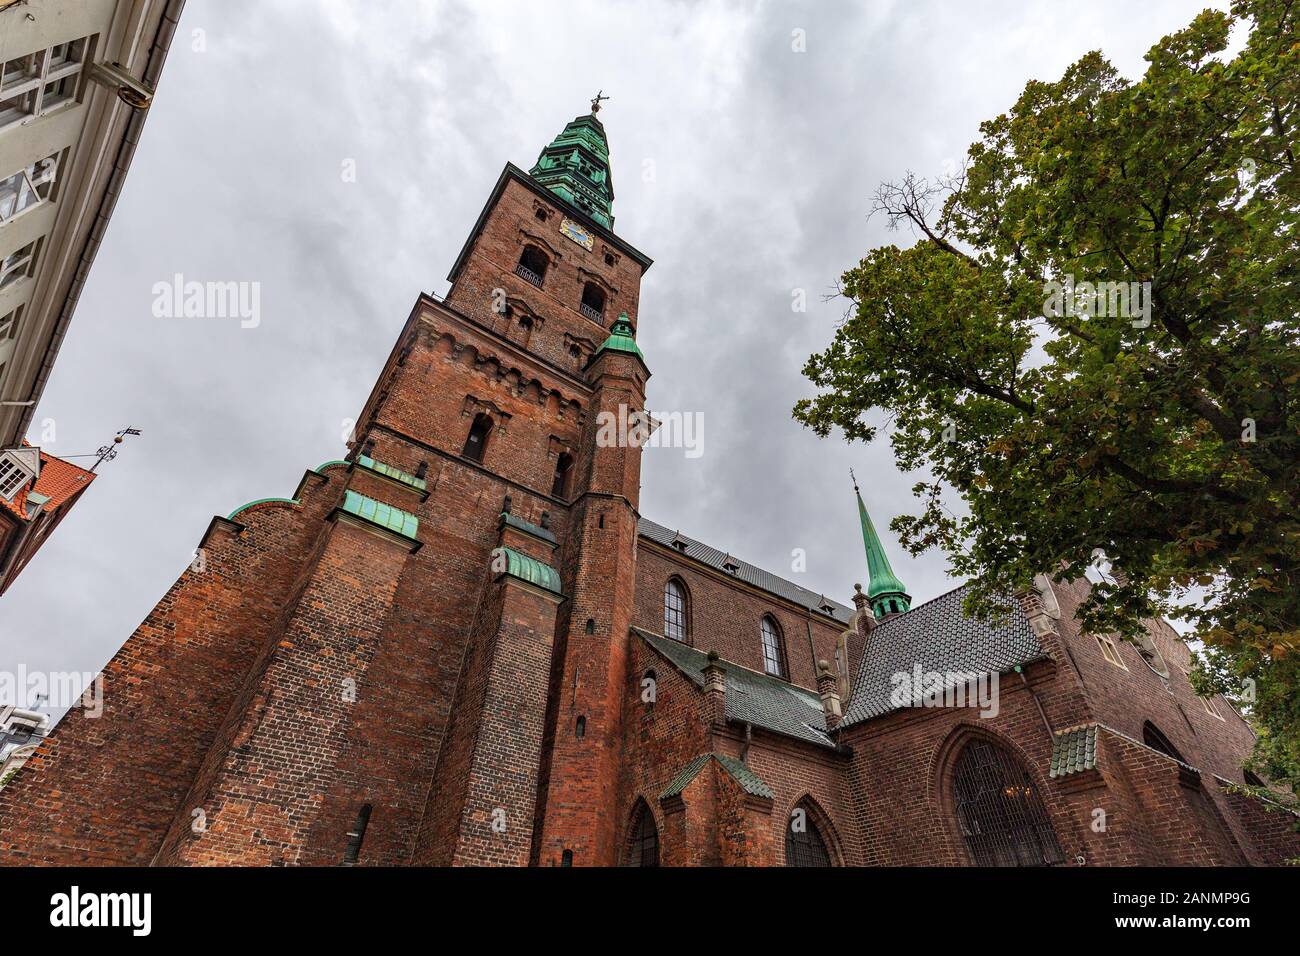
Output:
[{"xmin": 559, "ymin": 216, "xmax": 595, "ymax": 251}]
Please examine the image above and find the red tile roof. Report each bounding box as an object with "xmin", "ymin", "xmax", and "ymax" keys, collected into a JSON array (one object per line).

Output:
[{"xmin": 0, "ymin": 446, "xmax": 95, "ymax": 522}]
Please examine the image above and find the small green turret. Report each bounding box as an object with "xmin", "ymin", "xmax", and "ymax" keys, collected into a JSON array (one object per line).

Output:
[{"xmin": 853, "ymin": 472, "xmax": 911, "ymax": 618}]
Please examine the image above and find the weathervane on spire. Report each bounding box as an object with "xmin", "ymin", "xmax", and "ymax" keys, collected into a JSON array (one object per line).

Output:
[
  {"xmin": 850, "ymin": 467, "xmax": 860, "ymax": 493},
  {"xmin": 590, "ymin": 90, "xmax": 610, "ymax": 114}
]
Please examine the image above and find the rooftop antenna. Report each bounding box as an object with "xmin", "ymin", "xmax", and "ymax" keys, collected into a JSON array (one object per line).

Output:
[
  {"xmin": 590, "ymin": 90, "xmax": 610, "ymax": 114},
  {"xmin": 91, "ymin": 426, "xmax": 141, "ymax": 472}
]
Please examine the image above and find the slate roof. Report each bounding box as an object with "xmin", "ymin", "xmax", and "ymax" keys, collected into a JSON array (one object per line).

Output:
[
  {"xmin": 637, "ymin": 628, "xmax": 836, "ymax": 749},
  {"xmin": 638, "ymin": 518, "xmax": 853, "ymax": 624},
  {"xmin": 1051, "ymin": 724, "xmax": 1099, "ymax": 778},
  {"xmin": 659, "ymin": 752, "xmax": 775, "ymax": 801},
  {"xmin": 840, "ymin": 583, "xmax": 1046, "ymax": 727}
]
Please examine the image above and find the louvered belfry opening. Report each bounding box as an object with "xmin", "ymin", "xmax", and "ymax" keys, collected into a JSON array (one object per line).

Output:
[
  {"xmin": 785, "ymin": 802, "xmax": 833, "ymax": 867},
  {"xmin": 952, "ymin": 740, "xmax": 1065, "ymax": 867}
]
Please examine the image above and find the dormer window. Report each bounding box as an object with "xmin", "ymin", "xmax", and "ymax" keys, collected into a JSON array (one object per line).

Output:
[
  {"xmin": 722, "ymin": 554, "xmax": 739, "ymax": 574},
  {"xmin": 579, "ymin": 282, "xmax": 605, "ymax": 323},
  {"xmin": 0, "ymin": 450, "xmax": 37, "ymax": 501}
]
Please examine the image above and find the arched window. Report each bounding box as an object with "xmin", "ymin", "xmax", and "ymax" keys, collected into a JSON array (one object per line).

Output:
[
  {"xmin": 785, "ymin": 800, "xmax": 833, "ymax": 867},
  {"xmin": 760, "ymin": 615, "xmax": 786, "ymax": 678},
  {"xmin": 625, "ymin": 801, "xmax": 659, "ymax": 867},
  {"xmin": 551, "ymin": 452, "xmax": 574, "ymax": 498},
  {"xmin": 517, "ymin": 245, "xmax": 547, "ymax": 287},
  {"xmin": 462, "ymin": 413, "xmax": 493, "ymax": 463},
  {"xmin": 663, "ymin": 579, "xmax": 688, "ymax": 642},
  {"xmin": 580, "ymin": 282, "xmax": 606, "ymax": 322},
  {"xmin": 1142, "ymin": 721, "xmax": 1185, "ymax": 762},
  {"xmin": 952, "ymin": 739, "xmax": 1064, "ymax": 867}
]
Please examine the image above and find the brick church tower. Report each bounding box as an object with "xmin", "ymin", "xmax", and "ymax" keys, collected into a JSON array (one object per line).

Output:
[{"xmin": 0, "ymin": 101, "xmax": 653, "ymax": 866}]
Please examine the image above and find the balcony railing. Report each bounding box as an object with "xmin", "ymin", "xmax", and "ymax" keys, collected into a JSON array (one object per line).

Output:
[
  {"xmin": 515, "ymin": 263, "xmax": 544, "ymax": 287},
  {"xmin": 579, "ymin": 302, "xmax": 604, "ymax": 323}
]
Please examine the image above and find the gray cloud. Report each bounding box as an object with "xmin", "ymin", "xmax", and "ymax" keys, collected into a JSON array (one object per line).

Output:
[{"xmin": 1, "ymin": 0, "xmax": 1216, "ymax": 706}]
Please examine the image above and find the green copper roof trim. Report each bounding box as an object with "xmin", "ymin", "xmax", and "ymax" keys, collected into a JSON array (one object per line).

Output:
[
  {"xmin": 497, "ymin": 546, "xmax": 563, "ymax": 595},
  {"xmin": 660, "ymin": 753, "xmax": 775, "ymax": 801},
  {"xmin": 856, "ymin": 487, "xmax": 910, "ymax": 611},
  {"xmin": 594, "ymin": 311, "xmax": 644, "ymax": 361},
  {"xmin": 228, "ymin": 497, "xmax": 300, "ymax": 521},
  {"xmin": 356, "ymin": 454, "xmax": 427, "ymax": 491},
  {"xmin": 341, "ymin": 490, "xmax": 419, "ymax": 540},
  {"xmin": 1051, "ymin": 724, "xmax": 1099, "ymax": 778},
  {"xmin": 314, "ymin": 460, "xmax": 349, "ymax": 473},
  {"xmin": 529, "ymin": 112, "xmax": 615, "ymax": 228},
  {"xmin": 499, "ymin": 511, "xmax": 558, "ymax": 545}
]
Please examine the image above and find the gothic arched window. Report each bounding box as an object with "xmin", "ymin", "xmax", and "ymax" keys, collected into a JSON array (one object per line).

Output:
[
  {"xmin": 952, "ymin": 739, "xmax": 1064, "ymax": 867},
  {"xmin": 664, "ymin": 578, "xmax": 688, "ymax": 642},
  {"xmin": 1142, "ymin": 721, "xmax": 1185, "ymax": 762},
  {"xmin": 517, "ymin": 245, "xmax": 548, "ymax": 287},
  {"xmin": 625, "ymin": 801, "xmax": 659, "ymax": 867},
  {"xmin": 580, "ymin": 282, "xmax": 606, "ymax": 322},
  {"xmin": 462, "ymin": 413, "xmax": 493, "ymax": 463},
  {"xmin": 760, "ymin": 615, "xmax": 786, "ymax": 678},
  {"xmin": 785, "ymin": 800, "xmax": 833, "ymax": 867}
]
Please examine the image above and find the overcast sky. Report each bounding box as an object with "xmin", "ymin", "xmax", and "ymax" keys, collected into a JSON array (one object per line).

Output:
[{"xmin": 2, "ymin": 0, "xmax": 1219, "ymax": 713}]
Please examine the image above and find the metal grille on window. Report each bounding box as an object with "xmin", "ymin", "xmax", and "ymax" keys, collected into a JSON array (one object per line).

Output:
[
  {"xmin": 952, "ymin": 740, "xmax": 1065, "ymax": 867},
  {"xmin": 626, "ymin": 804, "xmax": 658, "ymax": 867},
  {"xmin": 663, "ymin": 579, "xmax": 686, "ymax": 642},
  {"xmin": 760, "ymin": 616, "xmax": 785, "ymax": 678},
  {"xmin": 785, "ymin": 804, "xmax": 832, "ymax": 867}
]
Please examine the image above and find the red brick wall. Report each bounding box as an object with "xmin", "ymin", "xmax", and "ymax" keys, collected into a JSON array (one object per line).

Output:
[
  {"xmin": 445, "ymin": 176, "xmax": 644, "ymax": 374},
  {"xmin": 632, "ymin": 544, "xmax": 847, "ymax": 692},
  {"xmin": 616, "ymin": 637, "xmax": 710, "ymax": 864},
  {"xmin": 842, "ymin": 660, "xmax": 1094, "ymax": 866},
  {"xmin": 0, "ymin": 472, "xmax": 340, "ymax": 864}
]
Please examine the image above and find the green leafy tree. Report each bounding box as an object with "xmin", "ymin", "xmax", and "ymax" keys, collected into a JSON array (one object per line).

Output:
[{"xmin": 796, "ymin": 0, "xmax": 1299, "ymax": 791}]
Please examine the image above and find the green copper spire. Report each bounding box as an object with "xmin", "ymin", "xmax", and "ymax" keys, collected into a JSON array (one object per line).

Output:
[
  {"xmin": 852, "ymin": 470, "xmax": 911, "ymax": 617},
  {"xmin": 529, "ymin": 99, "xmax": 615, "ymax": 229},
  {"xmin": 593, "ymin": 311, "xmax": 643, "ymax": 362}
]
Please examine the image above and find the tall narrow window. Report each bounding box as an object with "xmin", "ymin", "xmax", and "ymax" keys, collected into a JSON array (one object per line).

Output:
[
  {"xmin": 1142, "ymin": 721, "xmax": 1185, "ymax": 762},
  {"xmin": 625, "ymin": 801, "xmax": 659, "ymax": 867},
  {"xmin": 663, "ymin": 578, "xmax": 687, "ymax": 642},
  {"xmin": 760, "ymin": 615, "xmax": 786, "ymax": 678},
  {"xmin": 462, "ymin": 413, "xmax": 492, "ymax": 463},
  {"xmin": 952, "ymin": 739, "xmax": 1064, "ymax": 867},
  {"xmin": 516, "ymin": 245, "xmax": 548, "ymax": 287},
  {"xmin": 785, "ymin": 800, "xmax": 833, "ymax": 867},
  {"xmin": 579, "ymin": 282, "xmax": 605, "ymax": 323},
  {"xmin": 342, "ymin": 803, "xmax": 372, "ymax": 865},
  {"xmin": 1095, "ymin": 634, "xmax": 1127, "ymax": 669},
  {"xmin": 551, "ymin": 452, "xmax": 573, "ymax": 498}
]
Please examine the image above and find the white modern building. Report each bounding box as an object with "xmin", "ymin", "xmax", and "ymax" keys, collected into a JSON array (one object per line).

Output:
[
  {"xmin": 0, "ymin": 706, "xmax": 48, "ymax": 788},
  {"xmin": 0, "ymin": 0, "xmax": 183, "ymax": 449}
]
